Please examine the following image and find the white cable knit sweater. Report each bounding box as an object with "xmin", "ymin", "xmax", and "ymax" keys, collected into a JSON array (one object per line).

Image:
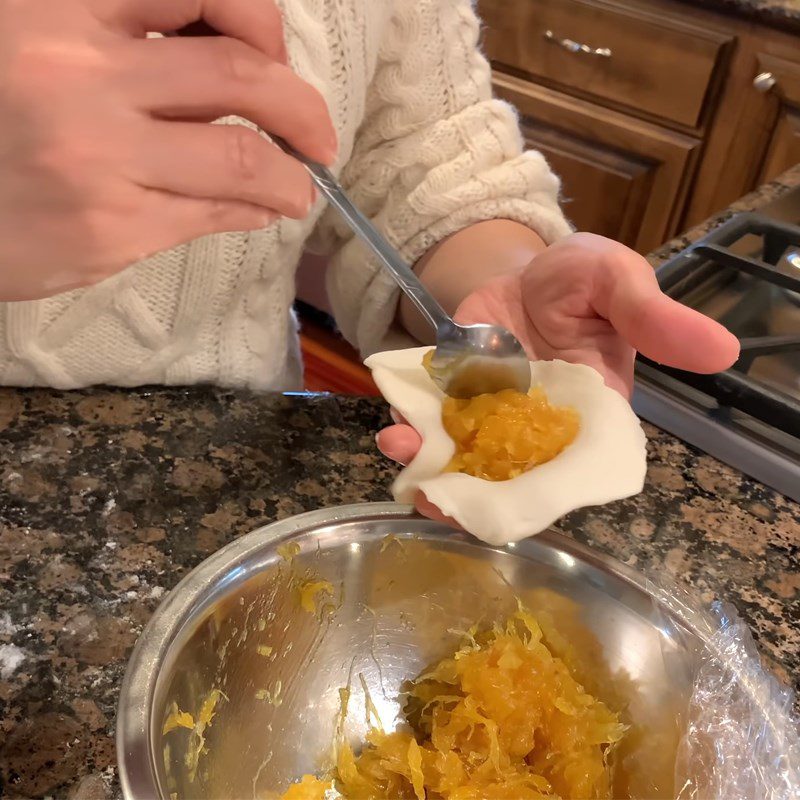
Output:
[{"xmin": 0, "ymin": 0, "xmax": 571, "ymax": 391}]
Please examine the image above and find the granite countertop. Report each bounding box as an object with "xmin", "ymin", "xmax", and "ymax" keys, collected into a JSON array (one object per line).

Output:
[
  {"xmin": 680, "ymin": 0, "xmax": 800, "ymax": 32},
  {"xmin": 1, "ymin": 168, "xmax": 799, "ymax": 799}
]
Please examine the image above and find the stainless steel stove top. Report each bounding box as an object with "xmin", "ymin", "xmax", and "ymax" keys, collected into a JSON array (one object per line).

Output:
[{"xmin": 632, "ymin": 187, "xmax": 800, "ymax": 502}]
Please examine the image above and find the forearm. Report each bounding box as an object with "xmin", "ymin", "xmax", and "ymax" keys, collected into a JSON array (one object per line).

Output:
[{"xmin": 399, "ymin": 219, "xmax": 547, "ymax": 343}]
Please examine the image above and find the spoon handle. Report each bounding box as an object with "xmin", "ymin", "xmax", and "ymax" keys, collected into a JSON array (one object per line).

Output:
[
  {"xmin": 274, "ymin": 138, "xmax": 451, "ymax": 334},
  {"xmin": 167, "ymin": 26, "xmax": 450, "ymax": 333}
]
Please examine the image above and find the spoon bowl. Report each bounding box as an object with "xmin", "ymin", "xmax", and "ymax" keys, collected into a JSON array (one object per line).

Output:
[{"xmin": 426, "ymin": 320, "xmax": 531, "ymax": 398}]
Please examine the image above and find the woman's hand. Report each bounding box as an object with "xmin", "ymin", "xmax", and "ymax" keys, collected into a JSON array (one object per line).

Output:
[
  {"xmin": 0, "ymin": 0, "xmax": 336, "ymax": 301},
  {"xmin": 377, "ymin": 233, "xmax": 740, "ymax": 519}
]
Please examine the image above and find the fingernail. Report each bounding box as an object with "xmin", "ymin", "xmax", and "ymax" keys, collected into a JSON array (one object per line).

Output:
[
  {"xmin": 323, "ymin": 129, "xmax": 338, "ymax": 166},
  {"xmin": 249, "ymin": 212, "xmax": 273, "ymax": 230}
]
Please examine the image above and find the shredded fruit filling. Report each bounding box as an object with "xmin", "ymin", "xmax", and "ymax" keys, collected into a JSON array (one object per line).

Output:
[
  {"xmin": 277, "ymin": 607, "xmax": 625, "ymax": 800},
  {"xmin": 442, "ymin": 388, "xmax": 579, "ymax": 481}
]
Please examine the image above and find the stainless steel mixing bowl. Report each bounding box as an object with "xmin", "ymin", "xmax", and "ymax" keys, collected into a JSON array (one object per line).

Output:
[{"xmin": 117, "ymin": 503, "xmax": 705, "ymax": 800}]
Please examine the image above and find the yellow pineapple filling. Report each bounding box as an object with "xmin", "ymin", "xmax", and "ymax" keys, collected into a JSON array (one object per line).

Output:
[
  {"xmin": 442, "ymin": 387, "xmax": 580, "ymax": 482},
  {"xmin": 278, "ymin": 607, "xmax": 626, "ymax": 800},
  {"xmin": 297, "ymin": 579, "xmax": 335, "ymax": 614}
]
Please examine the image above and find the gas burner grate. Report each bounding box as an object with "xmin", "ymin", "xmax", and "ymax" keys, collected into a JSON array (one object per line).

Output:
[
  {"xmin": 638, "ymin": 212, "xmax": 800, "ymax": 435},
  {"xmin": 693, "ymin": 213, "xmax": 800, "ymax": 292},
  {"xmin": 633, "ymin": 206, "xmax": 800, "ymax": 501}
]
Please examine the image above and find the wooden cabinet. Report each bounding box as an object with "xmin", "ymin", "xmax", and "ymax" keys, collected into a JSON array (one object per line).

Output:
[
  {"xmin": 480, "ymin": 0, "xmax": 731, "ymax": 129},
  {"xmin": 495, "ymin": 74, "xmax": 699, "ymax": 251},
  {"xmin": 682, "ymin": 27, "xmax": 800, "ymax": 225},
  {"xmin": 755, "ymin": 54, "xmax": 800, "ymax": 182},
  {"xmin": 478, "ymin": 0, "xmax": 799, "ymax": 250}
]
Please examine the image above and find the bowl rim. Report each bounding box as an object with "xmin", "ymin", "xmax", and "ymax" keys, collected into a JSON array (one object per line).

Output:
[{"xmin": 113, "ymin": 502, "xmax": 714, "ymax": 799}]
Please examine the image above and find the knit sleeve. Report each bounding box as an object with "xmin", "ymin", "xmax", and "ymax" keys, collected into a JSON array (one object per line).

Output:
[{"xmin": 315, "ymin": 0, "xmax": 572, "ymax": 356}]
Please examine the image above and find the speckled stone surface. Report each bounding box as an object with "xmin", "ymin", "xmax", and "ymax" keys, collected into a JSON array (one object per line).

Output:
[
  {"xmin": 679, "ymin": 0, "xmax": 800, "ymax": 32},
  {"xmin": 1, "ymin": 167, "xmax": 799, "ymax": 798}
]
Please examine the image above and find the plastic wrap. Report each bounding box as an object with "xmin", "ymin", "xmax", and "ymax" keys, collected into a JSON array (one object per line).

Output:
[{"xmin": 648, "ymin": 580, "xmax": 800, "ymax": 800}]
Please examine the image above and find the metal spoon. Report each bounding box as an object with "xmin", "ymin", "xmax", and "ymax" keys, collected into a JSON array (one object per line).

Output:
[
  {"xmin": 275, "ymin": 139, "xmax": 531, "ymax": 399},
  {"xmin": 168, "ymin": 20, "xmax": 530, "ymax": 397}
]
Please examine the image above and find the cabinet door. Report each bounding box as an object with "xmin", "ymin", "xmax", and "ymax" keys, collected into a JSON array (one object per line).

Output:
[
  {"xmin": 756, "ymin": 54, "xmax": 800, "ymax": 183},
  {"xmin": 494, "ymin": 73, "xmax": 700, "ymax": 252}
]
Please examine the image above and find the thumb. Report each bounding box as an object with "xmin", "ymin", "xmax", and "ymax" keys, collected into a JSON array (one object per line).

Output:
[{"xmin": 595, "ymin": 251, "xmax": 740, "ymax": 374}]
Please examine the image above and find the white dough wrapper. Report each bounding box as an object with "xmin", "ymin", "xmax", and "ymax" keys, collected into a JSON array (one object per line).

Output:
[{"xmin": 366, "ymin": 346, "xmax": 648, "ymax": 545}]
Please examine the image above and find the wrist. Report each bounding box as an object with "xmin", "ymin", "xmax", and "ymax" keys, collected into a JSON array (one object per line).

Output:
[{"xmin": 399, "ymin": 219, "xmax": 547, "ymax": 342}]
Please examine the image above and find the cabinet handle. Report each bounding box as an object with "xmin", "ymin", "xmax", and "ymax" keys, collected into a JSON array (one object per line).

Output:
[
  {"xmin": 543, "ymin": 29, "xmax": 612, "ymax": 58},
  {"xmin": 753, "ymin": 72, "xmax": 777, "ymax": 93}
]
